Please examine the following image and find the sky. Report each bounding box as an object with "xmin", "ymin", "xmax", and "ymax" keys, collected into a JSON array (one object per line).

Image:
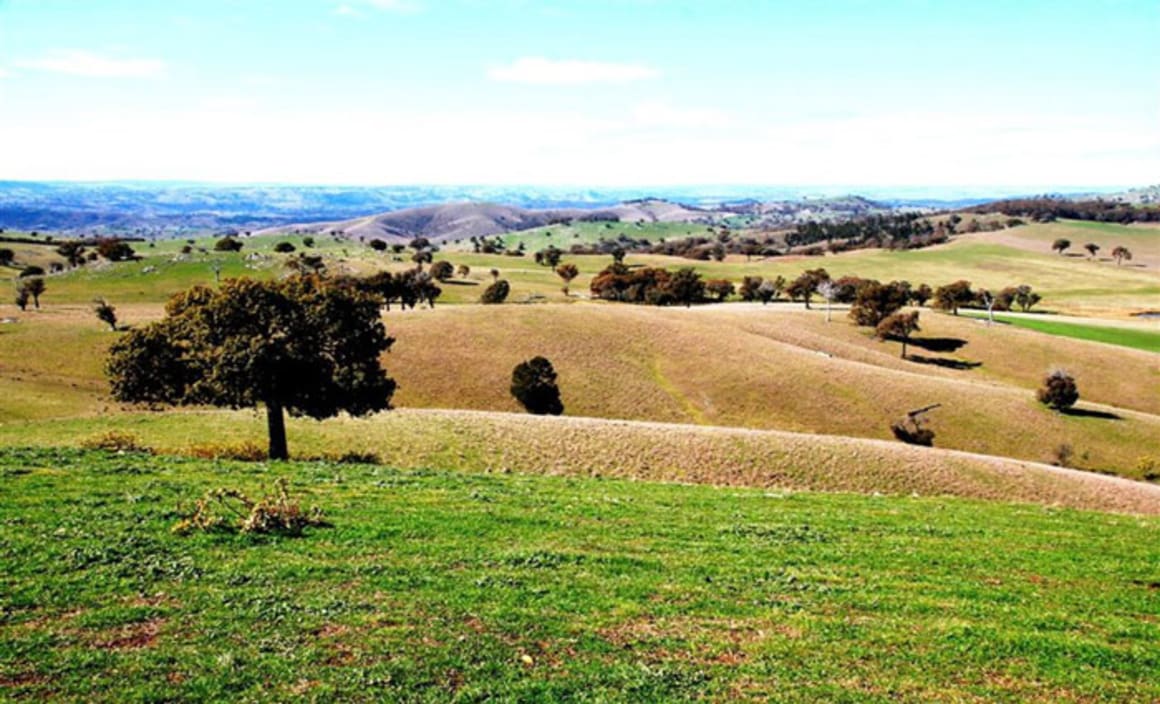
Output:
[{"xmin": 0, "ymin": 0, "xmax": 1157, "ymax": 189}]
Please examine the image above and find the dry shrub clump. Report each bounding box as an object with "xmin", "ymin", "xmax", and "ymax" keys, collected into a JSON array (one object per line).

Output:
[
  {"xmin": 172, "ymin": 478, "xmax": 330, "ymax": 537},
  {"xmin": 81, "ymin": 430, "xmax": 152, "ymax": 454},
  {"xmin": 184, "ymin": 441, "xmax": 268, "ymax": 462}
]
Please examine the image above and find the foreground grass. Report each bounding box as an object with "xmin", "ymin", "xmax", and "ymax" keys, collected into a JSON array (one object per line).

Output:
[
  {"xmin": 1, "ymin": 448, "xmax": 1157, "ymax": 702},
  {"xmin": 964, "ymin": 314, "xmax": 1160, "ymax": 353}
]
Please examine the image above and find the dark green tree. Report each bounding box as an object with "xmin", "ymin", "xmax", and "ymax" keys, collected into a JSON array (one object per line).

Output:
[
  {"xmin": 876, "ymin": 311, "xmax": 920, "ymax": 358},
  {"xmin": 214, "ymin": 236, "xmax": 244, "ymax": 252},
  {"xmin": 481, "ymin": 279, "xmax": 510, "ymax": 304},
  {"xmin": 933, "ymin": 280, "xmax": 973, "ymax": 315},
  {"xmin": 850, "ymin": 280, "xmax": 910, "ymax": 327},
  {"xmin": 93, "ymin": 298, "xmax": 118, "ymax": 331},
  {"xmin": 1037, "ymin": 369, "xmax": 1078, "ymax": 411},
  {"xmin": 106, "ymin": 276, "xmax": 396, "ymax": 460},
  {"xmin": 666, "ymin": 267, "xmax": 705, "ymax": 307},
  {"xmin": 510, "ymin": 356, "xmax": 563, "ymax": 415}
]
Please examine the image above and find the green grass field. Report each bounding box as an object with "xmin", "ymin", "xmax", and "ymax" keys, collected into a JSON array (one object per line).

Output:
[
  {"xmin": 965, "ymin": 314, "xmax": 1160, "ymax": 353},
  {"xmin": 2, "ymin": 448, "xmax": 1157, "ymax": 702}
]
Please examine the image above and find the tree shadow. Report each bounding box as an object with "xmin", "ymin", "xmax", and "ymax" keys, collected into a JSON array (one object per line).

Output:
[
  {"xmin": 907, "ymin": 354, "xmax": 982, "ymax": 370},
  {"xmin": 1061, "ymin": 407, "xmax": 1122, "ymax": 420},
  {"xmin": 441, "ymin": 280, "xmax": 480, "ymax": 286},
  {"xmin": 908, "ymin": 336, "xmax": 968, "ymax": 353}
]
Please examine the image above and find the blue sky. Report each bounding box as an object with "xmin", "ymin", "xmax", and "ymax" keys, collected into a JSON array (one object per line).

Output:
[{"xmin": 0, "ymin": 0, "xmax": 1156, "ymax": 187}]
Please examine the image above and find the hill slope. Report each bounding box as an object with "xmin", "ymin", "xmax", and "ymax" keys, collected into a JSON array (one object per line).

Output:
[{"xmin": 2, "ymin": 447, "xmax": 1157, "ymax": 701}]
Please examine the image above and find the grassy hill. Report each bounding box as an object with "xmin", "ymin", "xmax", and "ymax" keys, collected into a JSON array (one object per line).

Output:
[
  {"xmin": 2, "ymin": 302, "xmax": 1159, "ymax": 480},
  {"xmin": 1, "ymin": 448, "xmax": 1157, "ymax": 702}
]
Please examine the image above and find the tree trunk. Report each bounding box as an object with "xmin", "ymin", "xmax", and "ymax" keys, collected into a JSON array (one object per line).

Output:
[
  {"xmin": 901, "ymin": 337, "xmax": 908, "ymax": 359},
  {"xmin": 266, "ymin": 402, "xmax": 289, "ymax": 461}
]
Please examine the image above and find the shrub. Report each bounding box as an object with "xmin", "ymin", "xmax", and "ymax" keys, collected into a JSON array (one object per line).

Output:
[
  {"xmin": 81, "ymin": 430, "xmax": 152, "ymax": 454},
  {"xmin": 0, "ymin": 248, "xmax": 14, "ymax": 266},
  {"xmin": 273, "ymin": 242, "xmax": 296, "ymax": 254},
  {"xmin": 172, "ymin": 478, "xmax": 330, "ymax": 537},
  {"xmin": 214, "ymin": 236, "xmax": 244, "ymax": 252},
  {"xmin": 1052, "ymin": 443, "xmax": 1075, "ymax": 468},
  {"xmin": 19, "ymin": 265, "xmax": 45, "ymax": 278},
  {"xmin": 481, "ymin": 279, "xmax": 510, "ymax": 304},
  {"xmin": 890, "ymin": 419, "xmax": 934, "ymax": 446},
  {"xmin": 511, "ymin": 356, "xmax": 564, "ymax": 415},
  {"xmin": 184, "ymin": 441, "xmax": 269, "ymax": 462},
  {"xmin": 429, "ymin": 260, "xmax": 454, "ymax": 281},
  {"xmin": 1037, "ymin": 369, "xmax": 1079, "ymax": 411},
  {"xmin": 95, "ymin": 238, "xmax": 136, "ymax": 261},
  {"xmin": 302, "ymin": 236, "xmax": 315, "ymax": 248},
  {"xmin": 93, "ymin": 298, "xmax": 118, "ymax": 331}
]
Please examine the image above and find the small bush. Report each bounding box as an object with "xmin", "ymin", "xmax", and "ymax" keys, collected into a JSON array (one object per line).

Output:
[
  {"xmin": 273, "ymin": 242, "xmax": 297, "ymax": 254},
  {"xmin": 184, "ymin": 441, "xmax": 268, "ymax": 462},
  {"xmin": 890, "ymin": 420, "xmax": 934, "ymax": 447},
  {"xmin": 510, "ymin": 356, "xmax": 564, "ymax": 415},
  {"xmin": 1052, "ymin": 443, "xmax": 1075, "ymax": 468},
  {"xmin": 81, "ymin": 430, "xmax": 152, "ymax": 454},
  {"xmin": 172, "ymin": 478, "xmax": 330, "ymax": 537},
  {"xmin": 481, "ymin": 279, "xmax": 511, "ymax": 304},
  {"xmin": 331, "ymin": 450, "xmax": 381, "ymax": 465},
  {"xmin": 1038, "ymin": 369, "xmax": 1079, "ymax": 411}
]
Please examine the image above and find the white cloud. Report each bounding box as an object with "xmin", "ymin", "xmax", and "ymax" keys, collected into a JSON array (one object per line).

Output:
[
  {"xmin": 630, "ymin": 101, "xmax": 733, "ymax": 129},
  {"xmin": 14, "ymin": 50, "xmax": 165, "ymax": 78},
  {"xmin": 0, "ymin": 68, "xmax": 9, "ymax": 79},
  {"xmin": 334, "ymin": 4, "xmax": 361, "ymax": 16},
  {"xmin": 488, "ymin": 57, "xmax": 659, "ymax": 85}
]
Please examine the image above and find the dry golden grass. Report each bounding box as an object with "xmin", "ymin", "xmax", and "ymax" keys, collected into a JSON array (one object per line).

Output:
[
  {"xmin": 2, "ymin": 301, "xmax": 1157, "ymax": 479},
  {"xmin": 382, "ymin": 304, "xmax": 1160, "ymax": 477},
  {"xmin": 2, "ymin": 408, "xmax": 1156, "ymax": 515}
]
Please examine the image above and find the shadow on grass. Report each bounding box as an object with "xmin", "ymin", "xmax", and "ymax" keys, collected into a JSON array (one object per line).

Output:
[
  {"xmin": 908, "ymin": 336, "xmax": 968, "ymax": 353},
  {"xmin": 442, "ymin": 280, "xmax": 481, "ymax": 286},
  {"xmin": 1061, "ymin": 407, "xmax": 1123, "ymax": 421},
  {"xmin": 907, "ymin": 354, "xmax": 982, "ymax": 370}
]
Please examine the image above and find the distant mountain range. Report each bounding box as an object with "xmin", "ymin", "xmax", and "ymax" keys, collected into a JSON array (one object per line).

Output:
[{"xmin": 0, "ymin": 180, "xmax": 1142, "ymax": 238}]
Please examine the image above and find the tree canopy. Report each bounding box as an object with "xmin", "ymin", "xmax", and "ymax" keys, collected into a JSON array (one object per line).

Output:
[{"xmin": 106, "ymin": 276, "xmax": 396, "ymax": 460}]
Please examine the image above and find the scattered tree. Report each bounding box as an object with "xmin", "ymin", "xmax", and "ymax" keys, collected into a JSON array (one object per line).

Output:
[
  {"xmin": 96, "ymin": 238, "xmax": 136, "ymax": 262},
  {"xmin": 1037, "ymin": 369, "xmax": 1078, "ymax": 411},
  {"xmin": 214, "ymin": 236, "xmax": 244, "ymax": 252},
  {"xmin": 106, "ymin": 276, "xmax": 396, "ymax": 460},
  {"xmin": 890, "ymin": 403, "xmax": 939, "ymax": 446},
  {"xmin": 1051, "ymin": 238, "xmax": 1071, "ymax": 255},
  {"xmin": 1012, "ymin": 284, "xmax": 1041, "ymax": 312},
  {"xmin": 1084, "ymin": 242, "xmax": 1100, "ymax": 259},
  {"xmin": 93, "ymin": 298, "xmax": 118, "ymax": 331},
  {"xmin": 456, "ymin": 264, "xmax": 471, "ymax": 278},
  {"xmin": 56, "ymin": 241, "xmax": 86, "ymax": 267},
  {"xmin": 933, "ymin": 280, "xmax": 973, "ymax": 315},
  {"xmin": 489, "ymin": 268, "xmax": 500, "ymax": 282},
  {"xmin": 876, "ymin": 311, "xmax": 920, "ymax": 358},
  {"xmin": 556, "ymin": 263, "xmax": 579, "ymax": 295},
  {"xmin": 510, "ymin": 356, "xmax": 563, "ymax": 415},
  {"xmin": 302, "ymin": 236, "xmax": 315, "ymax": 248},
  {"xmin": 369, "ymin": 239, "xmax": 388, "ymax": 252},
  {"xmin": 0, "ymin": 248, "xmax": 14, "ymax": 267},
  {"xmin": 1112, "ymin": 246, "xmax": 1132, "ymax": 266},
  {"xmin": 19, "ymin": 265, "xmax": 45, "ymax": 278},
  {"xmin": 429, "ymin": 260, "xmax": 454, "ymax": 281},
  {"xmin": 705, "ymin": 279, "xmax": 735, "ymax": 303},
  {"xmin": 481, "ymin": 279, "xmax": 510, "ymax": 304},
  {"xmin": 910, "ymin": 283, "xmax": 933, "ymax": 307},
  {"xmin": 22, "ymin": 278, "xmax": 45, "ymax": 309},
  {"xmin": 849, "ymin": 280, "xmax": 909, "ymax": 327},
  {"xmin": 816, "ymin": 280, "xmax": 838, "ymax": 322},
  {"xmin": 14, "ymin": 287, "xmax": 30, "ymax": 311},
  {"xmin": 273, "ymin": 242, "xmax": 297, "ymax": 254},
  {"xmin": 787, "ymin": 268, "xmax": 829, "ymax": 309},
  {"xmin": 666, "ymin": 267, "xmax": 706, "ymax": 307}
]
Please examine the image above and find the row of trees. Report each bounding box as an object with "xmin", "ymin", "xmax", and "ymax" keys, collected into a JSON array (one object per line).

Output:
[
  {"xmin": 1051, "ymin": 239, "xmax": 1133, "ymax": 264},
  {"xmin": 589, "ymin": 263, "xmax": 706, "ymax": 306},
  {"xmin": 976, "ymin": 197, "xmax": 1160, "ymax": 224}
]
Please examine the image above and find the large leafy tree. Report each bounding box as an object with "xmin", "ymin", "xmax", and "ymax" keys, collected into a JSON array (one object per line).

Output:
[
  {"xmin": 106, "ymin": 276, "xmax": 396, "ymax": 460},
  {"xmin": 510, "ymin": 356, "xmax": 564, "ymax": 415}
]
